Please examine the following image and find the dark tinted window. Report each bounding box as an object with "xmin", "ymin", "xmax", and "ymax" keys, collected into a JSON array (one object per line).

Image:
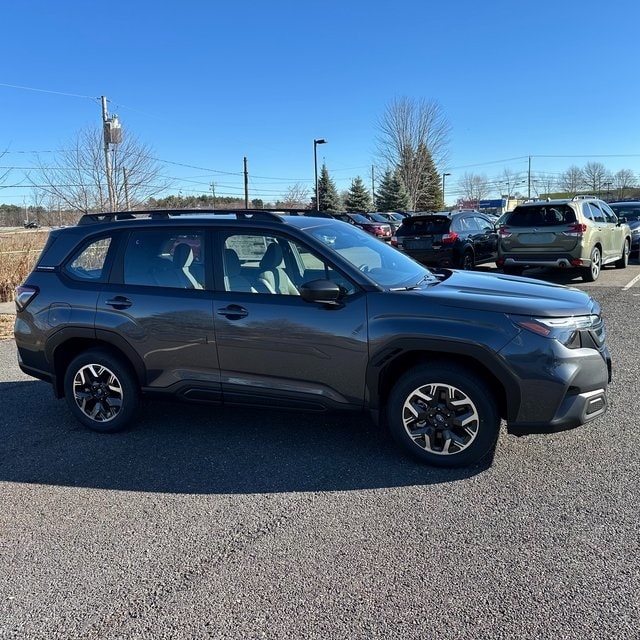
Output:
[
  {"xmin": 609, "ymin": 203, "xmax": 640, "ymax": 221},
  {"xmin": 505, "ymin": 205, "xmax": 576, "ymax": 227},
  {"xmin": 401, "ymin": 217, "xmax": 451, "ymax": 234},
  {"xmin": 123, "ymin": 230, "xmax": 205, "ymax": 289}
]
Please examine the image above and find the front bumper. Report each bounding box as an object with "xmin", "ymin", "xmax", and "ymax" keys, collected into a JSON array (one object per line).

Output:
[{"xmin": 500, "ymin": 331, "xmax": 611, "ymax": 434}]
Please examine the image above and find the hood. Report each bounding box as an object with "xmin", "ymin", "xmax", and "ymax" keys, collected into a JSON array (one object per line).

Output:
[{"xmin": 417, "ymin": 270, "xmax": 599, "ymax": 317}]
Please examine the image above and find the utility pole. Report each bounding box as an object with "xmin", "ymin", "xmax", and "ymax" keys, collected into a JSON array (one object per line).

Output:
[
  {"xmin": 527, "ymin": 156, "xmax": 532, "ymax": 200},
  {"xmin": 371, "ymin": 165, "xmax": 375, "ymax": 210},
  {"xmin": 123, "ymin": 167, "xmax": 130, "ymax": 211},
  {"xmin": 210, "ymin": 182, "xmax": 216, "ymax": 210},
  {"xmin": 101, "ymin": 96, "xmax": 115, "ymax": 212},
  {"xmin": 244, "ymin": 157, "xmax": 249, "ymax": 208}
]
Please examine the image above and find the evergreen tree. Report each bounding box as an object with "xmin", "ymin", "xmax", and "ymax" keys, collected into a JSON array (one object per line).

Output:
[
  {"xmin": 344, "ymin": 176, "xmax": 372, "ymax": 212},
  {"xmin": 376, "ymin": 170, "xmax": 410, "ymax": 211},
  {"xmin": 317, "ymin": 164, "xmax": 341, "ymax": 212},
  {"xmin": 414, "ymin": 143, "xmax": 443, "ymax": 211}
]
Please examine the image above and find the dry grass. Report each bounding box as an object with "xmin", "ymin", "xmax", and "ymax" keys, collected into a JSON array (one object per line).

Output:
[
  {"xmin": 0, "ymin": 314, "xmax": 14, "ymax": 341},
  {"xmin": 0, "ymin": 230, "xmax": 47, "ymax": 303}
]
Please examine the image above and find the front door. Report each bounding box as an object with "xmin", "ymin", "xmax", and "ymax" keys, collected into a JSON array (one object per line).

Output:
[{"xmin": 213, "ymin": 231, "xmax": 369, "ymax": 410}]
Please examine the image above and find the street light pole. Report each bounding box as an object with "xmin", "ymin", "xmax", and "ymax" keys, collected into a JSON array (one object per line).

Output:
[
  {"xmin": 442, "ymin": 172, "xmax": 451, "ymax": 208},
  {"xmin": 314, "ymin": 138, "xmax": 327, "ymax": 211}
]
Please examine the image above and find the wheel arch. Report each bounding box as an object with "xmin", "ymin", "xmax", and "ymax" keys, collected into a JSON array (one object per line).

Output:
[
  {"xmin": 367, "ymin": 342, "xmax": 516, "ymax": 423},
  {"xmin": 50, "ymin": 331, "xmax": 145, "ymax": 398}
]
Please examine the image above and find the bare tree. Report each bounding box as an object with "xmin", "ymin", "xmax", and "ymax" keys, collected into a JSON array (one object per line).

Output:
[
  {"xmin": 279, "ymin": 183, "xmax": 310, "ymax": 208},
  {"xmin": 582, "ymin": 161, "xmax": 610, "ymax": 195},
  {"xmin": 500, "ymin": 168, "xmax": 526, "ymax": 199},
  {"xmin": 612, "ymin": 169, "xmax": 636, "ymax": 200},
  {"xmin": 557, "ymin": 165, "xmax": 584, "ymax": 194},
  {"xmin": 458, "ymin": 172, "xmax": 489, "ymax": 204},
  {"xmin": 32, "ymin": 126, "xmax": 169, "ymax": 213},
  {"xmin": 0, "ymin": 149, "xmax": 11, "ymax": 187},
  {"xmin": 376, "ymin": 97, "xmax": 451, "ymax": 210},
  {"xmin": 532, "ymin": 173, "xmax": 557, "ymax": 198}
]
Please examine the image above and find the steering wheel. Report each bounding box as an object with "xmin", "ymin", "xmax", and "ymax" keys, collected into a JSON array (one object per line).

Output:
[{"xmin": 358, "ymin": 264, "xmax": 369, "ymax": 273}]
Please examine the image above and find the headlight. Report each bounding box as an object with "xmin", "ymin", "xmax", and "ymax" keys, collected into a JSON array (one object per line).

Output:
[{"xmin": 509, "ymin": 314, "xmax": 602, "ymax": 347}]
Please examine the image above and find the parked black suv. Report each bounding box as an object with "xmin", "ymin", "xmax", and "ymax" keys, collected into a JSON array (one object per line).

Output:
[
  {"xmin": 393, "ymin": 210, "xmax": 498, "ymax": 270},
  {"xmin": 14, "ymin": 209, "xmax": 612, "ymax": 467}
]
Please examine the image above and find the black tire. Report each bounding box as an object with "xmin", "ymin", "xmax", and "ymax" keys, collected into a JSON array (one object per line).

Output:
[
  {"xmin": 386, "ymin": 363, "xmax": 500, "ymax": 468},
  {"xmin": 63, "ymin": 348, "xmax": 138, "ymax": 433},
  {"xmin": 459, "ymin": 249, "xmax": 474, "ymax": 270},
  {"xmin": 615, "ymin": 239, "xmax": 630, "ymax": 269},
  {"xmin": 582, "ymin": 246, "xmax": 601, "ymax": 282}
]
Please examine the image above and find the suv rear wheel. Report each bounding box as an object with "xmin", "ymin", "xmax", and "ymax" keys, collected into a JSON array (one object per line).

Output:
[
  {"xmin": 63, "ymin": 349, "xmax": 138, "ymax": 433},
  {"xmin": 387, "ymin": 364, "xmax": 500, "ymax": 467},
  {"xmin": 583, "ymin": 246, "xmax": 601, "ymax": 282},
  {"xmin": 459, "ymin": 249, "xmax": 474, "ymax": 270}
]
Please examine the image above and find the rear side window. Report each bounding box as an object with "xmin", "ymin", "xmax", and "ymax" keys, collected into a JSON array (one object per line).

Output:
[
  {"xmin": 506, "ymin": 205, "xmax": 576, "ymax": 227},
  {"xmin": 123, "ymin": 230, "xmax": 205, "ymax": 289},
  {"xmin": 65, "ymin": 237, "xmax": 112, "ymax": 281}
]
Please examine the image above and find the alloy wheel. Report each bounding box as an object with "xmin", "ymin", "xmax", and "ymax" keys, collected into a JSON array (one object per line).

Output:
[
  {"xmin": 72, "ymin": 363, "xmax": 124, "ymax": 423},
  {"xmin": 401, "ymin": 382, "xmax": 480, "ymax": 456}
]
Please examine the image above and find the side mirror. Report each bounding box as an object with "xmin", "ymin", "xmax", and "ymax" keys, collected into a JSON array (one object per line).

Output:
[{"xmin": 299, "ymin": 279, "xmax": 342, "ymax": 305}]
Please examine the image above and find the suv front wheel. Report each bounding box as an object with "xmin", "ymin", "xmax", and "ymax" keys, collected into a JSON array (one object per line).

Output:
[
  {"xmin": 63, "ymin": 348, "xmax": 138, "ymax": 433},
  {"xmin": 387, "ymin": 364, "xmax": 500, "ymax": 467},
  {"xmin": 615, "ymin": 239, "xmax": 630, "ymax": 269}
]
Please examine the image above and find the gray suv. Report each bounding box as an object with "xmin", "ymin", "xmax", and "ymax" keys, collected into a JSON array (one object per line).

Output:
[
  {"xmin": 497, "ymin": 196, "xmax": 631, "ymax": 281},
  {"xmin": 14, "ymin": 209, "xmax": 612, "ymax": 468}
]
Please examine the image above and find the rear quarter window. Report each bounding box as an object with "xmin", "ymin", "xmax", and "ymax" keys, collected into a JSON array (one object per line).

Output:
[{"xmin": 65, "ymin": 237, "xmax": 112, "ymax": 280}]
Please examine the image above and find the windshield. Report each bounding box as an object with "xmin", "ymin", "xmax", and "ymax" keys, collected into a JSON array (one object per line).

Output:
[{"xmin": 306, "ymin": 221, "xmax": 435, "ymax": 288}]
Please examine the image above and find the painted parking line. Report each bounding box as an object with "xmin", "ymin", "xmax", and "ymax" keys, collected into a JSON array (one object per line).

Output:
[{"xmin": 623, "ymin": 273, "xmax": 640, "ymax": 291}]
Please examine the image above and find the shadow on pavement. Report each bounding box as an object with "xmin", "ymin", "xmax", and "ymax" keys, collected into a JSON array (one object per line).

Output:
[{"xmin": 0, "ymin": 380, "xmax": 491, "ymax": 494}]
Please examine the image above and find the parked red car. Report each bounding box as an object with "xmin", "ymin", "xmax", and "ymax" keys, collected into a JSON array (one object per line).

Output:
[{"xmin": 331, "ymin": 212, "xmax": 392, "ymax": 241}]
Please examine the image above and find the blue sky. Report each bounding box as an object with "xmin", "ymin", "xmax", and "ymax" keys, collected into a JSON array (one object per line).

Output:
[{"xmin": 2, "ymin": 0, "xmax": 639, "ymax": 207}]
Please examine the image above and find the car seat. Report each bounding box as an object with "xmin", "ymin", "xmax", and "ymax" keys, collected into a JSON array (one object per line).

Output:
[
  {"xmin": 171, "ymin": 243, "xmax": 203, "ymax": 289},
  {"xmin": 256, "ymin": 243, "xmax": 299, "ymax": 295},
  {"xmin": 224, "ymin": 248, "xmax": 255, "ymax": 292}
]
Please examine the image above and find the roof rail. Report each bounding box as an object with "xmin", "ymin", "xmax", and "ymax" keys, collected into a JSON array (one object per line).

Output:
[
  {"xmin": 572, "ymin": 195, "xmax": 597, "ymax": 201},
  {"xmin": 76, "ymin": 208, "xmax": 298, "ymax": 225}
]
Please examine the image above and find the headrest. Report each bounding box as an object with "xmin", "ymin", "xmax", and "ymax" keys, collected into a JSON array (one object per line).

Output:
[
  {"xmin": 173, "ymin": 243, "xmax": 194, "ymax": 267},
  {"xmin": 260, "ymin": 243, "xmax": 283, "ymax": 269},
  {"xmin": 225, "ymin": 248, "xmax": 242, "ymax": 276}
]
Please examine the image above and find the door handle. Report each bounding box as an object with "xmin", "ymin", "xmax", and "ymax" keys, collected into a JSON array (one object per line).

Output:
[
  {"xmin": 217, "ymin": 304, "xmax": 249, "ymax": 319},
  {"xmin": 106, "ymin": 296, "xmax": 132, "ymax": 309}
]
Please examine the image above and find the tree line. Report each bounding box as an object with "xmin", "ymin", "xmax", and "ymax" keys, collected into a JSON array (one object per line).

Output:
[{"xmin": 2, "ymin": 97, "xmax": 639, "ymax": 218}]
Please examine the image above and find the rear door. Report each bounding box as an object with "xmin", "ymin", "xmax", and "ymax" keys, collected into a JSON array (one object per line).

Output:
[
  {"xmin": 400, "ymin": 216, "xmax": 450, "ymax": 262},
  {"xmin": 96, "ymin": 228, "xmax": 220, "ymax": 397},
  {"xmin": 501, "ymin": 205, "xmax": 578, "ymax": 256}
]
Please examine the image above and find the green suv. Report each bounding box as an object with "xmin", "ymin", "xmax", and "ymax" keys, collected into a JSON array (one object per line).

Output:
[{"xmin": 496, "ymin": 196, "xmax": 632, "ymax": 281}]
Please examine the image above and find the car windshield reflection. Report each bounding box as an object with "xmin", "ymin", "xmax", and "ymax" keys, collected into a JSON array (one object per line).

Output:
[{"xmin": 308, "ymin": 222, "xmax": 435, "ymax": 288}]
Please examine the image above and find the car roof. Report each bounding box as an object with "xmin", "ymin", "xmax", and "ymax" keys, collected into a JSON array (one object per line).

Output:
[{"xmin": 74, "ymin": 209, "xmax": 337, "ymax": 232}]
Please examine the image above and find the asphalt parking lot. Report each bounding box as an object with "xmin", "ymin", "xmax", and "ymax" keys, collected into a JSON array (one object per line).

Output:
[{"xmin": 1, "ymin": 264, "xmax": 639, "ymax": 639}]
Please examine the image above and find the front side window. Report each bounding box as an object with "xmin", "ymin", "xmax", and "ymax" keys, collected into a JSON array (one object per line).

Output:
[
  {"xmin": 123, "ymin": 230, "xmax": 205, "ymax": 289},
  {"xmin": 65, "ymin": 237, "xmax": 112, "ymax": 281},
  {"xmin": 306, "ymin": 221, "xmax": 434, "ymax": 289},
  {"xmin": 222, "ymin": 233, "xmax": 355, "ymax": 295}
]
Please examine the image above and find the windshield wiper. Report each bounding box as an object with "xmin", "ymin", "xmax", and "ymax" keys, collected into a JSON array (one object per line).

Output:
[{"xmin": 391, "ymin": 273, "xmax": 436, "ymax": 291}]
